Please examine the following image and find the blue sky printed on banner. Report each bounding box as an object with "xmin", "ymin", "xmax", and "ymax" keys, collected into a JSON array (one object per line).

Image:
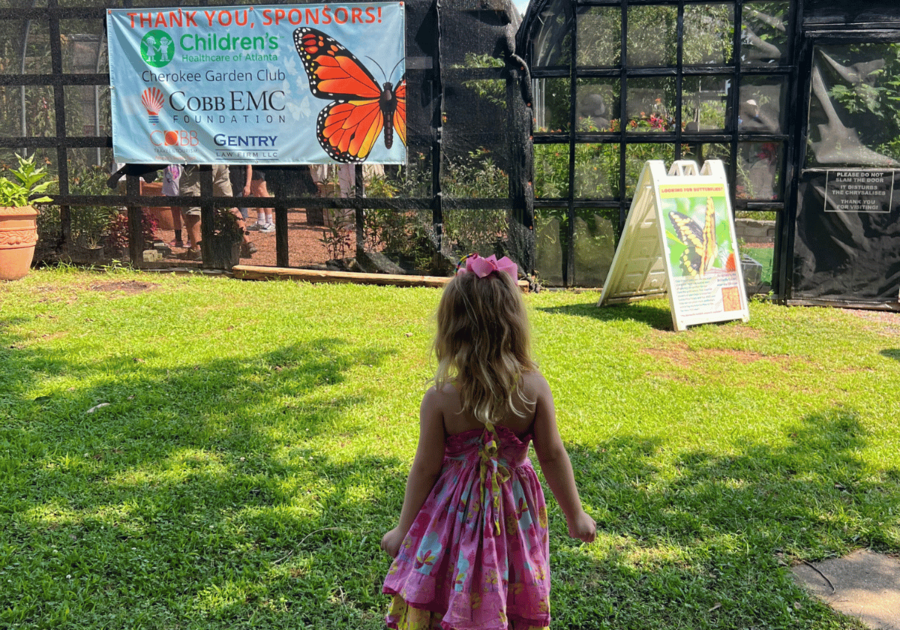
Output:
[{"xmin": 107, "ymin": 2, "xmax": 406, "ymax": 165}]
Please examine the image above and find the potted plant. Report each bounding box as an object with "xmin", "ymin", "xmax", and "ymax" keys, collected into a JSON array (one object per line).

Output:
[
  {"xmin": 204, "ymin": 208, "xmax": 243, "ymax": 269},
  {"xmin": 0, "ymin": 153, "xmax": 54, "ymax": 281}
]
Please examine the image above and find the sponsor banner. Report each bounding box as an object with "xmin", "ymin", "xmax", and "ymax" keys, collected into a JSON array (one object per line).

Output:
[{"xmin": 107, "ymin": 2, "xmax": 406, "ymax": 165}]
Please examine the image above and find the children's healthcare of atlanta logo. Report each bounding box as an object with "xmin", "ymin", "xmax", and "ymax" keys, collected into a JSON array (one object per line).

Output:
[{"xmin": 141, "ymin": 29, "xmax": 175, "ymax": 68}]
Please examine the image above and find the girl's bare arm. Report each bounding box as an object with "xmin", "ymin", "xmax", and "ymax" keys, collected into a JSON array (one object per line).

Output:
[
  {"xmin": 530, "ymin": 375, "xmax": 596, "ymax": 543},
  {"xmin": 381, "ymin": 389, "xmax": 445, "ymax": 556}
]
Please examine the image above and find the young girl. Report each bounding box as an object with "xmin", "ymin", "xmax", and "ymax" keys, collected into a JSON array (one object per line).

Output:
[{"xmin": 381, "ymin": 254, "xmax": 596, "ymax": 630}]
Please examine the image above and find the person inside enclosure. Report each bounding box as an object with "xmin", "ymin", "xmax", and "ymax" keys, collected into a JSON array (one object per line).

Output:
[
  {"xmin": 381, "ymin": 254, "xmax": 596, "ymax": 630},
  {"xmin": 245, "ymin": 166, "xmax": 275, "ymax": 233},
  {"xmin": 178, "ymin": 164, "xmax": 257, "ymax": 261},
  {"xmin": 261, "ymin": 166, "xmax": 318, "ymax": 224},
  {"xmin": 161, "ymin": 164, "xmax": 186, "ymax": 249},
  {"xmin": 228, "ymin": 165, "xmax": 253, "ymax": 224}
]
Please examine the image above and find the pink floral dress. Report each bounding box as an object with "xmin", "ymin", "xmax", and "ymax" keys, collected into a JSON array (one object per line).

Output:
[{"xmin": 383, "ymin": 423, "xmax": 551, "ymax": 630}]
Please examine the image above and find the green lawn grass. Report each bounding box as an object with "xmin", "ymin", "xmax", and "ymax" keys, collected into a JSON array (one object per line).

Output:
[{"xmin": 1, "ymin": 267, "xmax": 898, "ymax": 629}]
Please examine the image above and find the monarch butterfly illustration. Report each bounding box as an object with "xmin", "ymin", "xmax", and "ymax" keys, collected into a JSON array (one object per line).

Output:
[
  {"xmin": 668, "ymin": 197, "xmax": 718, "ymax": 278},
  {"xmin": 294, "ymin": 27, "xmax": 406, "ymax": 163}
]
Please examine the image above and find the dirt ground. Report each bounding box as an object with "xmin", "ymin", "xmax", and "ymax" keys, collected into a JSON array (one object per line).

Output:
[{"xmin": 150, "ymin": 208, "xmax": 355, "ymax": 268}]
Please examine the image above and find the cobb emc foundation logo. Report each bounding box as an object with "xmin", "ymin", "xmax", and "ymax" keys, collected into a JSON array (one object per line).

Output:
[
  {"xmin": 141, "ymin": 88, "xmax": 165, "ymax": 124},
  {"xmin": 141, "ymin": 30, "xmax": 174, "ymax": 68}
]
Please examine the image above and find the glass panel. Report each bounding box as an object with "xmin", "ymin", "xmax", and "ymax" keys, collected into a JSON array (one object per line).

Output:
[
  {"xmin": 60, "ymin": 20, "xmax": 108, "ymax": 73},
  {"xmin": 0, "ymin": 0, "xmax": 48, "ymax": 7},
  {"xmin": 735, "ymin": 213, "xmax": 776, "ymax": 292},
  {"xmin": 69, "ymin": 204, "xmax": 117, "ymax": 250},
  {"xmin": 36, "ymin": 203, "xmax": 61, "ymax": 264},
  {"xmin": 65, "ymin": 85, "xmax": 110, "ymax": 137},
  {"xmin": 442, "ymin": 148, "xmax": 508, "ymax": 199},
  {"xmin": 573, "ymin": 208, "xmax": 617, "ymax": 287},
  {"xmin": 444, "ymin": 208, "xmax": 509, "ymax": 257},
  {"xmin": 402, "ymin": 151, "xmax": 433, "ymax": 198},
  {"xmin": 574, "ymin": 143, "xmax": 618, "ymax": 199},
  {"xmin": 806, "ymin": 44, "xmax": 900, "ymax": 167},
  {"xmin": 68, "ymin": 148, "xmax": 117, "ymax": 196},
  {"xmin": 741, "ymin": 1, "xmax": 789, "ymax": 67},
  {"xmin": 534, "ymin": 144, "xmax": 569, "ymax": 198},
  {"xmin": 682, "ymin": 76, "xmax": 729, "ymax": 133},
  {"xmin": 683, "ymin": 4, "xmax": 734, "ymax": 66},
  {"xmin": 59, "ymin": 0, "xmax": 118, "ymax": 6},
  {"xmin": 576, "ymin": 78, "xmax": 618, "ymax": 132},
  {"xmin": 530, "ymin": 0, "xmax": 574, "ymax": 69},
  {"xmin": 739, "ymin": 76, "xmax": 786, "ymax": 134},
  {"xmin": 626, "ymin": 6, "xmax": 676, "ymax": 67},
  {"xmin": 534, "ymin": 77, "xmax": 570, "ymax": 133},
  {"xmin": 624, "ymin": 144, "xmax": 675, "ymax": 197},
  {"xmin": 738, "ymin": 142, "xmax": 783, "ymax": 200},
  {"xmin": 0, "ymin": 148, "xmax": 55, "ymax": 177},
  {"xmin": 0, "ymin": 19, "xmax": 52, "ymax": 74},
  {"xmin": 67, "ymin": 154, "xmax": 155, "ymax": 266},
  {"xmin": 0, "ymin": 86, "xmax": 55, "ymax": 137},
  {"xmin": 577, "ymin": 7, "xmax": 620, "ymax": 68},
  {"xmin": 68, "ymin": 200, "xmax": 157, "ymax": 265},
  {"xmin": 534, "ymin": 209, "xmax": 564, "ymax": 286},
  {"xmin": 626, "ymin": 78, "xmax": 676, "ymax": 133},
  {"xmin": 129, "ymin": 0, "xmax": 205, "ymax": 6},
  {"xmin": 682, "ymin": 142, "xmax": 731, "ymax": 173}
]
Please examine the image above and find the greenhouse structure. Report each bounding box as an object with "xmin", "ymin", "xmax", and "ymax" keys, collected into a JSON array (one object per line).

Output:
[{"xmin": 1, "ymin": 0, "xmax": 898, "ymax": 308}]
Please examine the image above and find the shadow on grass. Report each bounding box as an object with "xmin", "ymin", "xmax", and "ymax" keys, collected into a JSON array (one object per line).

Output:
[
  {"xmin": 0, "ymin": 334, "xmax": 404, "ymax": 629},
  {"xmin": 881, "ymin": 348, "xmax": 900, "ymax": 362},
  {"xmin": 4, "ymin": 314, "xmax": 897, "ymax": 629},
  {"xmin": 537, "ymin": 300, "xmax": 675, "ymax": 331},
  {"xmin": 0, "ymin": 315, "xmax": 50, "ymax": 420},
  {"xmin": 550, "ymin": 406, "xmax": 899, "ymax": 629}
]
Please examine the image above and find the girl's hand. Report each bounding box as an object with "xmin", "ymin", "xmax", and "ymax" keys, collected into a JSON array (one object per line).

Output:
[
  {"xmin": 380, "ymin": 527, "xmax": 405, "ymax": 558},
  {"xmin": 567, "ymin": 510, "xmax": 597, "ymax": 543}
]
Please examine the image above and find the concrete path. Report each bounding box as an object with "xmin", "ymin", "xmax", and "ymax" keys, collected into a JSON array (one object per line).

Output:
[{"xmin": 792, "ymin": 550, "xmax": 900, "ymax": 629}]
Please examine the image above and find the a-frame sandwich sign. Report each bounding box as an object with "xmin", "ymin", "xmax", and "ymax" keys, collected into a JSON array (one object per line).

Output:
[{"xmin": 598, "ymin": 160, "xmax": 750, "ymax": 331}]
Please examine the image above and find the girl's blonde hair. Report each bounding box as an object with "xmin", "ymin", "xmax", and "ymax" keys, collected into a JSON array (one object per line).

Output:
[{"xmin": 434, "ymin": 269, "xmax": 537, "ymax": 425}]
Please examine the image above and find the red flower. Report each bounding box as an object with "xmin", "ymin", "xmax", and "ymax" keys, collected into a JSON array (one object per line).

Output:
[{"xmin": 726, "ymin": 252, "xmax": 737, "ymax": 272}]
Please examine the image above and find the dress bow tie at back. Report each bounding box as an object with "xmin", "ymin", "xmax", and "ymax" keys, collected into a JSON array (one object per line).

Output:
[{"xmin": 478, "ymin": 421, "xmax": 511, "ymax": 536}]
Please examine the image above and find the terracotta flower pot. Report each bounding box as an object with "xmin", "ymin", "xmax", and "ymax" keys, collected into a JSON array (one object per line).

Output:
[
  {"xmin": 148, "ymin": 206, "xmax": 177, "ymax": 231},
  {"xmin": 0, "ymin": 205, "xmax": 39, "ymax": 281},
  {"xmin": 140, "ymin": 181, "xmax": 175, "ymax": 230}
]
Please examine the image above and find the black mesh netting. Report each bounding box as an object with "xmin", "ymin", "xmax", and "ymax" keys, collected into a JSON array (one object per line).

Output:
[
  {"xmin": 792, "ymin": 44, "xmax": 900, "ymax": 306},
  {"xmin": 3, "ymin": 0, "xmax": 534, "ymax": 275}
]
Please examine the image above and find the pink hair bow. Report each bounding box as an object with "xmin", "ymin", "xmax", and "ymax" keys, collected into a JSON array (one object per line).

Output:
[{"xmin": 457, "ymin": 254, "xmax": 518, "ymax": 279}]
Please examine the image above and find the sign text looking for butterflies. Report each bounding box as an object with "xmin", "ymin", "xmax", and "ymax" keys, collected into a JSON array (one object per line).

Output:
[
  {"xmin": 598, "ymin": 160, "xmax": 749, "ymax": 331},
  {"xmin": 107, "ymin": 2, "xmax": 406, "ymax": 165}
]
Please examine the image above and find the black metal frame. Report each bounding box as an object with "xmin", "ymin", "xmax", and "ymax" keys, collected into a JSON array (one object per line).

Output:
[
  {"xmin": 1, "ymin": 0, "xmax": 533, "ymax": 272},
  {"xmin": 8, "ymin": 0, "xmax": 847, "ymax": 290},
  {"xmin": 520, "ymin": 0, "xmax": 799, "ymax": 290}
]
